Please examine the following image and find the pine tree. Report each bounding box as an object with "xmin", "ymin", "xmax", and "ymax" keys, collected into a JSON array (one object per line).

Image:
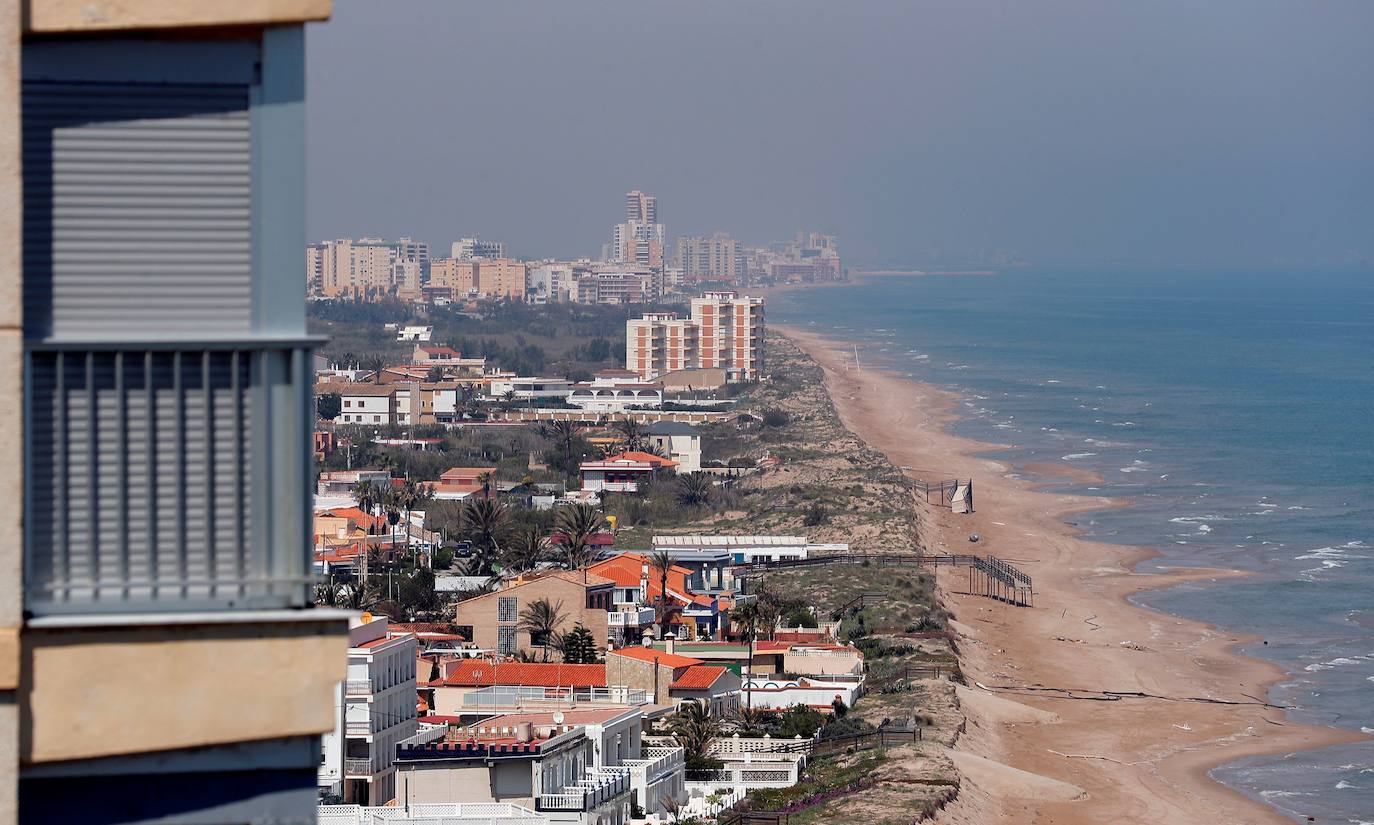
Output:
[{"xmin": 562, "ymin": 623, "xmax": 600, "ymax": 664}]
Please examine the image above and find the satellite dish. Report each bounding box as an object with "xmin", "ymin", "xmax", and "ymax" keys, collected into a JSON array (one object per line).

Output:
[{"xmin": 552, "ymin": 711, "xmax": 565, "ymax": 725}]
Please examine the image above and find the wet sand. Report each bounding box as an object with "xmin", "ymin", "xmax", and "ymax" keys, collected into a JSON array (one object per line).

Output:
[{"xmin": 778, "ymin": 324, "xmax": 1365, "ymax": 825}]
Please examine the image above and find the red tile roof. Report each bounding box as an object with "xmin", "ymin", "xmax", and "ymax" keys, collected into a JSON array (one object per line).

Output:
[
  {"xmin": 588, "ymin": 552, "xmax": 691, "ymax": 597},
  {"xmin": 606, "ymin": 451, "xmax": 678, "ymax": 468},
  {"xmin": 607, "ymin": 647, "xmax": 704, "ymax": 669},
  {"xmin": 671, "ymin": 665, "xmax": 729, "ymax": 690},
  {"xmin": 442, "ymin": 660, "xmax": 607, "ymax": 688}
]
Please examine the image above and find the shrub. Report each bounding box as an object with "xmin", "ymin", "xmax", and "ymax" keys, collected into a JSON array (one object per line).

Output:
[
  {"xmin": 761, "ymin": 409, "xmax": 790, "ymax": 428},
  {"xmin": 802, "ymin": 502, "xmax": 828, "ymax": 527}
]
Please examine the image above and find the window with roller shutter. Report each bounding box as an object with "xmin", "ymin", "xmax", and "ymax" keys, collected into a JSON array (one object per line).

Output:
[{"xmin": 20, "ymin": 39, "xmax": 314, "ymax": 616}]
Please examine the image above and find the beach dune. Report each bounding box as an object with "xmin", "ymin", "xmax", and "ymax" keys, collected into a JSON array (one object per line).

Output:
[{"xmin": 778, "ymin": 325, "xmax": 1365, "ymax": 825}]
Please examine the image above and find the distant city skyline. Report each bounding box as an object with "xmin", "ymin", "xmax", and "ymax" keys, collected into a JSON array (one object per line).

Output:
[{"xmin": 305, "ymin": 0, "xmax": 1374, "ymax": 268}]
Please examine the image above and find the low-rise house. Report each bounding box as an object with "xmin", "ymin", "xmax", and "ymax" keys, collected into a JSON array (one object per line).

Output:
[
  {"xmin": 742, "ymin": 676, "xmax": 861, "ymax": 712},
  {"xmin": 489, "ymin": 376, "xmax": 574, "ymax": 400},
  {"xmin": 339, "ymin": 384, "xmax": 399, "ymax": 425},
  {"xmin": 650, "ymin": 546, "xmax": 735, "ymax": 593},
  {"xmin": 432, "ymin": 661, "xmax": 610, "ymax": 717},
  {"xmin": 652, "ymin": 534, "xmax": 850, "ymax": 565},
  {"xmin": 605, "ymin": 643, "xmax": 740, "ymax": 711},
  {"xmin": 450, "ymin": 571, "xmax": 616, "ymax": 657},
  {"xmin": 645, "ymin": 421, "xmax": 703, "ymax": 472},
  {"xmin": 394, "ymin": 706, "xmax": 685, "ymax": 822},
  {"xmin": 432, "ymin": 466, "xmax": 497, "ymax": 499},
  {"xmin": 318, "ymin": 469, "xmax": 394, "ymax": 496},
  {"xmin": 566, "ymin": 381, "xmax": 664, "ymax": 412},
  {"xmin": 782, "ymin": 643, "xmax": 865, "ymax": 678},
  {"xmin": 320, "ymin": 617, "xmax": 419, "ymax": 806},
  {"xmin": 579, "ymin": 454, "xmax": 675, "ymax": 493}
]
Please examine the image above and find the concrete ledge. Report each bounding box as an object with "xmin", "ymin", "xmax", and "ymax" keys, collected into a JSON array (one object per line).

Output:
[
  {"xmin": 21, "ymin": 615, "xmax": 348, "ymax": 764},
  {"xmin": 23, "ymin": 0, "xmax": 330, "ymax": 33}
]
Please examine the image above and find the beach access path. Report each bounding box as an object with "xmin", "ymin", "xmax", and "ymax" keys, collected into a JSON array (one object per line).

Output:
[{"xmin": 778, "ymin": 324, "xmax": 1365, "ymax": 825}]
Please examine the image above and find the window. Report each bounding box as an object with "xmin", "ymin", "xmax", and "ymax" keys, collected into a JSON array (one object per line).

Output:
[
  {"xmin": 497, "ymin": 597, "xmax": 517, "ymax": 623},
  {"xmin": 497, "ymin": 626, "xmax": 517, "ymax": 655}
]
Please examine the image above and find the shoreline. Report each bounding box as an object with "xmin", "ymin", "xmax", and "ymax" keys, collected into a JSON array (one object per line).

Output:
[{"xmin": 774, "ymin": 323, "xmax": 1366, "ymax": 825}]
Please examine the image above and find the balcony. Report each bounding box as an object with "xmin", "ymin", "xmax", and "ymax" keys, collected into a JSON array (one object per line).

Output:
[
  {"xmin": 624, "ymin": 745, "xmax": 685, "ymax": 788},
  {"xmin": 343, "ymin": 758, "xmax": 373, "ymax": 777},
  {"xmin": 319, "ymin": 804, "xmax": 547, "ymax": 825},
  {"xmin": 607, "ymin": 607, "xmax": 655, "ymax": 627},
  {"xmin": 23, "ymin": 340, "xmax": 317, "ymax": 616},
  {"xmin": 460, "ymin": 685, "xmax": 649, "ymax": 711},
  {"xmin": 536, "ymin": 767, "xmax": 630, "ymax": 812},
  {"xmin": 345, "ymin": 680, "xmax": 373, "ymax": 697}
]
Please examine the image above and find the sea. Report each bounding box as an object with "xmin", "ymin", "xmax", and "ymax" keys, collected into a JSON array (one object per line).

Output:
[{"xmin": 768, "ymin": 267, "xmax": 1374, "ymax": 823}]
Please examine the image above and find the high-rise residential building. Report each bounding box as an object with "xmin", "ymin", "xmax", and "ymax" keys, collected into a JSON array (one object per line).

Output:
[
  {"xmin": 626, "ymin": 292, "xmax": 764, "ymax": 381},
  {"xmin": 527, "ymin": 261, "xmax": 576, "ymax": 303},
  {"xmin": 611, "ymin": 191, "xmax": 664, "ymax": 268},
  {"xmin": 7, "ymin": 3, "xmax": 347, "ymax": 823},
  {"xmin": 475, "ymin": 258, "xmax": 528, "ymax": 300},
  {"xmin": 626, "ymin": 189, "xmax": 657, "ymax": 223},
  {"xmin": 676, "ymin": 232, "xmax": 744, "ymax": 283},
  {"xmin": 451, "ymin": 236, "xmax": 507, "ymax": 260},
  {"xmin": 428, "ymin": 257, "xmax": 479, "ymax": 295}
]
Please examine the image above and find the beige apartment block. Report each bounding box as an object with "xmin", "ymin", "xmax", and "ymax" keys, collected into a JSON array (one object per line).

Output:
[
  {"xmin": 626, "ymin": 292, "xmax": 762, "ymax": 381},
  {"xmin": 3, "ymin": 2, "xmax": 348, "ymax": 823},
  {"xmin": 474, "ymin": 257, "xmax": 527, "ymax": 300}
]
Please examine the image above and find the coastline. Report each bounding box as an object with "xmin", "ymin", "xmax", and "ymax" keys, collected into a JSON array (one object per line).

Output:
[{"xmin": 774, "ymin": 323, "xmax": 1366, "ymax": 825}]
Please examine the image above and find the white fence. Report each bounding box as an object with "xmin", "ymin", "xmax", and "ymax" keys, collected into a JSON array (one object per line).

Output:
[{"xmin": 319, "ymin": 803, "xmax": 545, "ymax": 825}]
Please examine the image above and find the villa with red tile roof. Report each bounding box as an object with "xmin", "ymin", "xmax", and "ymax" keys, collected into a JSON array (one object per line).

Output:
[
  {"xmin": 450, "ymin": 570, "xmax": 615, "ymax": 659},
  {"xmin": 605, "ymin": 641, "xmax": 741, "ymax": 711}
]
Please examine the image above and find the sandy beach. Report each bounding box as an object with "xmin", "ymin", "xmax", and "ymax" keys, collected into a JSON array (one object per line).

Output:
[{"xmin": 777, "ymin": 324, "xmax": 1366, "ymax": 825}]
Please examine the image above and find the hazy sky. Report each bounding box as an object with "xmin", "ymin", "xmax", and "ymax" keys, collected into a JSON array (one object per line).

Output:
[{"xmin": 305, "ymin": 1, "xmax": 1374, "ymax": 268}]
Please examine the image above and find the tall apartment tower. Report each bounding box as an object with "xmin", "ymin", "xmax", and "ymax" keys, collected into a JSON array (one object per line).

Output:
[
  {"xmin": 451, "ymin": 236, "xmax": 507, "ymax": 260},
  {"xmin": 626, "ymin": 189, "xmax": 657, "ymax": 223},
  {"xmin": 612, "ymin": 191, "xmax": 664, "ymax": 268},
  {"xmin": 6, "ymin": 4, "xmax": 347, "ymax": 824},
  {"xmin": 626, "ymin": 292, "xmax": 764, "ymax": 381},
  {"xmin": 676, "ymin": 232, "xmax": 744, "ymax": 283}
]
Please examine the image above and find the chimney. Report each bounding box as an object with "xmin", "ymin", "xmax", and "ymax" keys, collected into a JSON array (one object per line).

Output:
[
  {"xmin": 665, "ymin": 630, "xmax": 676, "ymax": 656},
  {"xmin": 640, "ymin": 561, "xmax": 649, "ymax": 604}
]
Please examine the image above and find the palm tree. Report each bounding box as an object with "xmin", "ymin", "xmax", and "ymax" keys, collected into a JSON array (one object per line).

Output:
[
  {"xmin": 726, "ymin": 704, "xmax": 770, "ymax": 736},
  {"xmin": 553, "ymin": 503, "xmax": 605, "ymax": 571},
  {"xmin": 650, "ymin": 548, "xmax": 678, "ymax": 635},
  {"xmin": 460, "ymin": 497, "xmax": 509, "ymax": 575},
  {"xmin": 538, "ymin": 419, "xmax": 582, "ymax": 469},
  {"xmin": 396, "ymin": 479, "xmax": 432, "ymax": 566},
  {"xmin": 352, "ymin": 480, "xmax": 379, "ymax": 524},
  {"xmin": 502, "ymin": 525, "xmax": 549, "ymax": 574},
  {"xmin": 676, "ymin": 472, "xmax": 714, "ymax": 508},
  {"xmin": 669, "ymin": 701, "xmax": 724, "ymax": 769},
  {"xmin": 517, "ymin": 598, "xmax": 567, "ymax": 662},
  {"xmin": 614, "ymin": 417, "xmax": 647, "ymax": 452},
  {"xmin": 363, "ymin": 354, "xmax": 388, "ymax": 384},
  {"xmin": 730, "ymin": 599, "xmax": 763, "ymax": 711}
]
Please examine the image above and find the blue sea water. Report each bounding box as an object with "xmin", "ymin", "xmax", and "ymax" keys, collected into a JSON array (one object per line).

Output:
[{"xmin": 768, "ymin": 268, "xmax": 1374, "ymax": 823}]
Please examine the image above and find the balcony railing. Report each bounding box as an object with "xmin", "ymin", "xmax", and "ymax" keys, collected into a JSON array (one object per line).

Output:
[
  {"xmin": 345, "ymin": 680, "xmax": 373, "ymax": 697},
  {"xmin": 319, "ymin": 803, "xmax": 547, "ymax": 825},
  {"xmin": 23, "ymin": 340, "xmax": 317, "ymax": 615},
  {"xmin": 536, "ymin": 767, "xmax": 630, "ymax": 812},
  {"xmin": 461, "ymin": 685, "xmax": 649, "ymax": 710},
  {"xmin": 624, "ymin": 745, "xmax": 685, "ymax": 787},
  {"xmin": 607, "ymin": 607, "xmax": 655, "ymax": 626},
  {"xmin": 343, "ymin": 758, "xmax": 372, "ymax": 776}
]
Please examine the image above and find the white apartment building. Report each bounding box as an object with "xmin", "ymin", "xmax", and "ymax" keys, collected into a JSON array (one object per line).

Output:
[
  {"xmin": 339, "ymin": 385, "xmax": 398, "ymax": 425},
  {"xmin": 452, "ymin": 236, "xmax": 507, "ymax": 260},
  {"xmin": 566, "ymin": 380, "xmax": 664, "ymax": 413},
  {"xmin": 320, "ymin": 617, "xmax": 419, "ymax": 806},
  {"xmin": 488, "ymin": 377, "xmax": 574, "ymax": 400},
  {"xmin": 626, "ymin": 293, "xmax": 762, "ymax": 381},
  {"xmin": 528, "ymin": 262, "xmax": 576, "ymax": 303},
  {"xmin": 651, "ymin": 535, "xmax": 849, "ymax": 565}
]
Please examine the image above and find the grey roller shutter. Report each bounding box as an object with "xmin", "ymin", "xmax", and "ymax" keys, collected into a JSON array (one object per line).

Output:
[{"xmin": 21, "ymin": 81, "xmax": 253, "ymax": 341}]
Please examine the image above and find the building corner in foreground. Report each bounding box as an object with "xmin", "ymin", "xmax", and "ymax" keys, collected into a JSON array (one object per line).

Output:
[{"xmin": 2, "ymin": 1, "xmax": 344, "ymax": 823}]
